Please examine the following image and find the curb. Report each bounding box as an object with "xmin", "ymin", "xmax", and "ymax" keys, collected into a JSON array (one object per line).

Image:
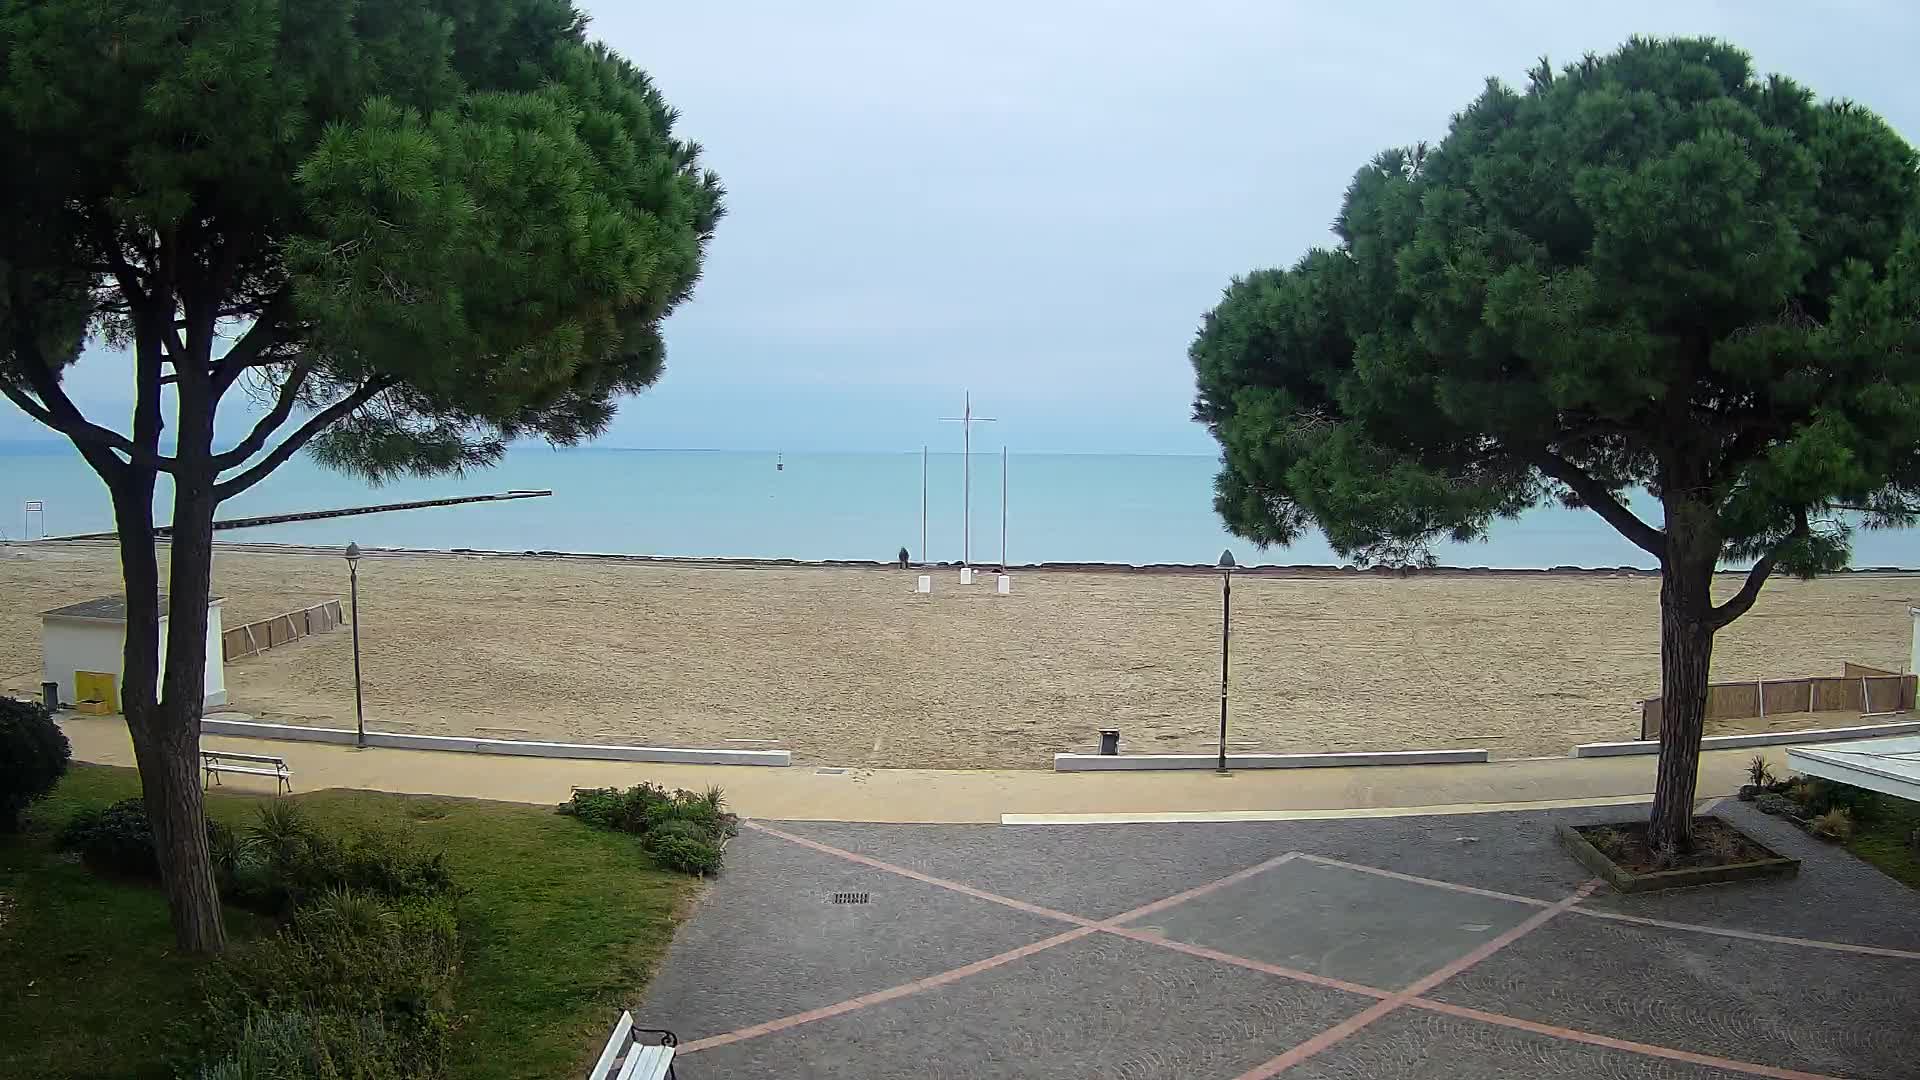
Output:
[
  {"xmin": 199, "ymin": 717, "xmax": 792, "ymax": 766},
  {"xmin": 1052, "ymin": 749, "xmax": 1490, "ymax": 772},
  {"xmin": 1573, "ymin": 718, "xmax": 1920, "ymax": 758}
]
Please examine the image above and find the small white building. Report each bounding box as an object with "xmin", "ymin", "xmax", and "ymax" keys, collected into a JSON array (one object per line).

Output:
[{"xmin": 41, "ymin": 594, "xmax": 227, "ymax": 711}]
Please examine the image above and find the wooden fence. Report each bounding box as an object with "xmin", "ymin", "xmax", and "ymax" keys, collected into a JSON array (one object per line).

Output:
[
  {"xmin": 1639, "ymin": 663, "xmax": 1917, "ymax": 739},
  {"xmin": 222, "ymin": 600, "xmax": 344, "ymax": 662}
]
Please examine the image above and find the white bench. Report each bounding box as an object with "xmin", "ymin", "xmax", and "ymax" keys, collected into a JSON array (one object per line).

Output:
[
  {"xmin": 588, "ymin": 1011, "xmax": 677, "ymax": 1080},
  {"xmin": 200, "ymin": 749, "xmax": 292, "ymax": 795}
]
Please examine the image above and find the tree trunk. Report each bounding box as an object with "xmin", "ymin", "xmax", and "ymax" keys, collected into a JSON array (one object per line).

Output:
[
  {"xmin": 1648, "ymin": 501, "xmax": 1719, "ymax": 855},
  {"xmin": 141, "ymin": 310, "xmax": 228, "ymax": 954},
  {"xmin": 149, "ymin": 498, "xmax": 226, "ymax": 954}
]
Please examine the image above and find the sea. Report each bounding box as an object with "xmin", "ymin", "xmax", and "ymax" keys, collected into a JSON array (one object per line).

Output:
[{"xmin": 0, "ymin": 442, "xmax": 1914, "ymax": 569}]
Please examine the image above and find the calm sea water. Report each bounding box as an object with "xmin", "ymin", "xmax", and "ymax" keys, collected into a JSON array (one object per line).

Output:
[{"xmin": 0, "ymin": 443, "xmax": 1913, "ymax": 568}]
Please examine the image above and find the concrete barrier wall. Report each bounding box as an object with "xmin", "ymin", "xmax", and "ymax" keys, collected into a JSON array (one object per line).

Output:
[
  {"xmin": 1575, "ymin": 718, "xmax": 1920, "ymax": 758},
  {"xmin": 199, "ymin": 716, "xmax": 791, "ymax": 766},
  {"xmin": 1053, "ymin": 749, "xmax": 1489, "ymax": 772}
]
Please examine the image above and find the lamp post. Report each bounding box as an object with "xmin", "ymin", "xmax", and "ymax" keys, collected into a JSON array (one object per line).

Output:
[
  {"xmin": 345, "ymin": 542, "xmax": 365, "ymax": 748},
  {"xmin": 1216, "ymin": 549, "xmax": 1235, "ymax": 774}
]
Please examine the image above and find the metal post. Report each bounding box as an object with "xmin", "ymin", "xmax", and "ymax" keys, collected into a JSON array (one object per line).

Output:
[
  {"xmin": 921, "ymin": 445, "xmax": 928, "ymax": 565},
  {"xmin": 1000, "ymin": 445, "xmax": 1008, "ymax": 569},
  {"xmin": 1217, "ymin": 549, "xmax": 1235, "ymax": 774},
  {"xmin": 937, "ymin": 393, "xmax": 995, "ymax": 570},
  {"xmin": 347, "ymin": 544, "xmax": 366, "ymax": 748}
]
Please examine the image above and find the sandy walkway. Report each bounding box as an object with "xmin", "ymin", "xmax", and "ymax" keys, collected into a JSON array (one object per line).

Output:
[{"xmin": 2, "ymin": 543, "xmax": 1913, "ymax": 768}]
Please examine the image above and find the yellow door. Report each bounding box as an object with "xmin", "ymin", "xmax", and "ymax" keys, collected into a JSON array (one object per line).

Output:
[{"xmin": 74, "ymin": 671, "xmax": 118, "ymax": 714}]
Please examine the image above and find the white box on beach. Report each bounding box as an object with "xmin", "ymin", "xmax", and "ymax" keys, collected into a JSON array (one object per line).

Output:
[
  {"xmin": 959, "ymin": 567, "xmax": 975, "ymax": 585},
  {"xmin": 915, "ymin": 574, "xmax": 932, "ymax": 594},
  {"xmin": 997, "ymin": 574, "xmax": 1012, "ymax": 594}
]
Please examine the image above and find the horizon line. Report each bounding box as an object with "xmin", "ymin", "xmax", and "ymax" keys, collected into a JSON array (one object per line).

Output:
[{"xmin": 0, "ymin": 437, "xmax": 1219, "ymax": 459}]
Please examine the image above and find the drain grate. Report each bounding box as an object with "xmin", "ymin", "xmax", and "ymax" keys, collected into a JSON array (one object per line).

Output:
[{"xmin": 831, "ymin": 892, "xmax": 871, "ymax": 905}]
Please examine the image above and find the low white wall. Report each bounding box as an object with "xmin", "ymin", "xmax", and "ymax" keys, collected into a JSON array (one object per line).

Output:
[
  {"xmin": 199, "ymin": 717, "xmax": 792, "ymax": 766},
  {"xmin": 1053, "ymin": 749, "xmax": 1489, "ymax": 772},
  {"xmin": 204, "ymin": 603, "xmax": 227, "ymax": 707},
  {"xmin": 1572, "ymin": 718, "xmax": 1920, "ymax": 758}
]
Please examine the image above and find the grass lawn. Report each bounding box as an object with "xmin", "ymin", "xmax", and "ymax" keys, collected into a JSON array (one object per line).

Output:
[
  {"xmin": 1848, "ymin": 792, "xmax": 1920, "ymax": 890},
  {"xmin": 0, "ymin": 765, "xmax": 700, "ymax": 1080}
]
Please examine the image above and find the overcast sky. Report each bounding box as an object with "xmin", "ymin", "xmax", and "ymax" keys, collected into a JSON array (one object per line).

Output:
[{"xmin": 11, "ymin": 1, "xmax": 1920, "ymax": 453}]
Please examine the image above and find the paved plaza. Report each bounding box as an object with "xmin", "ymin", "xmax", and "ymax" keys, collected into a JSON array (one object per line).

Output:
[{"xmin": 642, "ymin": 801, "xmax": 1920, "ymax": 1078}]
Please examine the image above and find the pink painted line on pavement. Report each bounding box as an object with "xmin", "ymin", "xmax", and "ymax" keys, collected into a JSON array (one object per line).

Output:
[
  {"xmin": 1113, "ymin": 851, "xmax": 1301, "ymax": 923},
  {"xmin": 1293, "ymin": 853, "xmax": 1551, "ymax": 908},
  {"xmin": 1570, "ymin": 908, "xmax": 1920, "ymax": 961},
  {"xmin": 1302, "ymin": 851, "xmax": 1920, "ymax": 963},
  {"xmin": 723, "ymin": 825, "xmax": 1888, "ymax": 1077},
  {"xmin": 1402, "ymin": 882, "xmax": 1599, "ymax": 996},
  {"xmin": 1408, "ymin": 999, "xmax": 1841, "ymax": 1080},
  {"xmin": 1102, "ymin": 926, "xmax": 1392, "ymax": 1000},
  {"xmin": 678, "ymin": 926, "xmax": 1098, "ymax": 1054},
  {"xmin": 1231, "ymin": 882, "xmax": 1599, "ymax": 1080},
  {"xmin": 743, "ymin": 820, "xmax": 1098, "ymax": 928},
  {"xmin": 686, "ymin": 829, "xmax": 1311, "ymax": 1056}
]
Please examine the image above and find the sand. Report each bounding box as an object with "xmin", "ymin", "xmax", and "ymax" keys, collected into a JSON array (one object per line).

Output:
[{"xmin": 2, "ymin": 542, "xmax": 1914, "ymax": 769}]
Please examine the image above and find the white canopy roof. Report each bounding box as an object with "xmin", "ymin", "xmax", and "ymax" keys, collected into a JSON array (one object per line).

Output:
[{"xmin": 1788, "ymin": 735, "xmax": 1920, "ymax": 803}]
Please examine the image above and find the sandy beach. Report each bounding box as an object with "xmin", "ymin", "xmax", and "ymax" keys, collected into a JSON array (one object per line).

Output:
[{"xmin": 2, "ymin": 542, "xmax": 1913, "ymax": 768}]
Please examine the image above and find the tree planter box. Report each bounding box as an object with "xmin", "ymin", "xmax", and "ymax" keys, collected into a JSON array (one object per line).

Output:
[{"xmin": 1556, "ymin": 818, "xmax": 1800, "ymax": 893}]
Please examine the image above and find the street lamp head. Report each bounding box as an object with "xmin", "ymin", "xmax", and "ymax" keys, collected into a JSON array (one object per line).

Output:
[
  {"xmin": 1217, "ymin": 549, "xmax": 1236, "ymax": 572},
  {"xmin": 344, "ymin": 542, "xmax": 361, "ymax": 565}
]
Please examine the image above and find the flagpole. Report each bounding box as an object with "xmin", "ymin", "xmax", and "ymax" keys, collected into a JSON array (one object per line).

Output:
[
  {"xmin": 963, "ymin": 392, "xmax": 971, "ymax": 567},
  {"xmin": 937, "ymin": 392, "xmax": 995, "ymax": 573}
]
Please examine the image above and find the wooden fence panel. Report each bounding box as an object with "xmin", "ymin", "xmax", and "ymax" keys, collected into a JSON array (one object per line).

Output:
[
  {"xmin": 1640, "ymin": 670, "xmax": 1916, "ymax": 739},
  {"xmin": 222, "ymin": 601, "xmax": 342, "ymax": 664}
]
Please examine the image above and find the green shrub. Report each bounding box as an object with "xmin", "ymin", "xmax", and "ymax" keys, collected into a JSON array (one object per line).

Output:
[
  {"xmin": 205, "ymin": 891, "xmax": 460, "ymax": 1079},
  {"xmin": 197, "ymin": 1009, "xmax": 416, "ymax": 1080},
  {"xmin": 0, "ymin": 696, "xmax": 70, "ymax": 832},
  {"xmin": 224, "ymin": 803, "xmax": 454, "ymax": 915},
  {"xmin": 556, "ymin": 786, "xmax": 628, "ymax": 830},
  {"xmin": 559, "ymin": 783, "xmax": 735, "ymax": 874},
  {"xmin": 1777, "ymin": 775, "xmax": 1882, "ymax": 824},
  {"xmin": 1745, "ymin": 755, "xmax": 1774, "ymax": 789},
  {"xmin": 648, "ymin": 834, "xmax": 723, "ymax": 875},
  {"xmin": 60, "ymin": 797, "xmax": 454, "ymax": 917},
  {"xmin": 647, "ymin": 818, "xmax": 712, "ymax": 845},
  {"xmin": 59, "ymin": 798, "xmax": 163, "ymax": 877},
  {"xmin": 1811, "ymin": 807, "xmax": 1855, "ymax": 841}
]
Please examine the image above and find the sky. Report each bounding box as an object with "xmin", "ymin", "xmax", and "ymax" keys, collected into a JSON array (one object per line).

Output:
[{"xmin": 9, "ymin": 0, "xmax": 1920, "ymax": 454}]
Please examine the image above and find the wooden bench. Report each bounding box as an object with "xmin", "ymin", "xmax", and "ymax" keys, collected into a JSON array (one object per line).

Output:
[
  {"xmin": 200, "ymin": 749, "xmax": 292, "ymax": 795},
  {"xmin": 588, "ymin": 1011, "xmax": 677, "ymax": 1080}
]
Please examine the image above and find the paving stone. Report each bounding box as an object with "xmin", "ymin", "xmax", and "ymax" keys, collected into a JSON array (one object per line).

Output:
[
  {"xmin": 1576, "ymin": 801, "xmax": 1920, "ymax": 953},
  {"xmin": 1131, "ymin": 857, "xmax": 1536, "ymax": 989},
  {"xmin": 770, "ymin": 819, "xmax": 1304, "ymax": 919},
  {"xmin": 639, "ymin": 829, "xmax": 1070, "ymax": 1041},
  {"xmin": 677, "ymin": 930, "xmax": 1374, "ymax": 1079},
  {"xmin": 645, "ymin": 805, "xmax": 1920, "ymax": 1078},
  {"xmin": 1293, "ymin": 1007, "xmax": 1768, "ymax": 1080},
  {"xmin": 1428, "ymin": 913, "xmax": 1920, "ymax": 1079}
]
